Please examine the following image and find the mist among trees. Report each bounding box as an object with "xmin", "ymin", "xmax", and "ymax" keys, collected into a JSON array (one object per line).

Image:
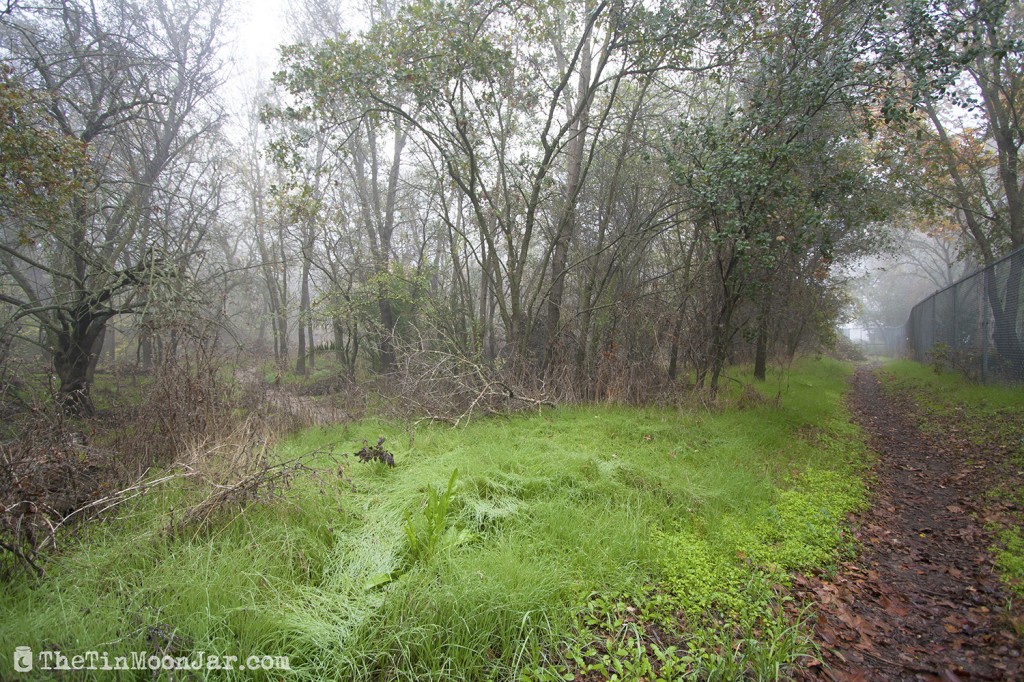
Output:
[{"xmin": 2, "ymin": 0, "xmax": 1022, "ymax": 410}]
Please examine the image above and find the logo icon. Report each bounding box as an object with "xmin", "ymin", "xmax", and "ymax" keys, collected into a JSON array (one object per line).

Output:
[{"xmin": 13, "ymin": 646, "xmax": 32, "ymax": 673}]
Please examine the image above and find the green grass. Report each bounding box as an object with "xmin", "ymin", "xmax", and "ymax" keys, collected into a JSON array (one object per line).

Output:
[
  {"xmin": 0, "ymin": 358, "xmax": 869, "ymax": 680},
  {"xmin": 880, "ymin": 360, "xmax": 1024, "ymax": 437}
]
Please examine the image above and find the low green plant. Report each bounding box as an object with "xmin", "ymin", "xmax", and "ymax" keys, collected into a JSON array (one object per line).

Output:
[
  {"xmin": 404, "ymin": 468, "xmax": 460, "ymax": 563},
  {"xmin": 995, "ymin": 527, "xmax": 1024, "ymax": 596}
]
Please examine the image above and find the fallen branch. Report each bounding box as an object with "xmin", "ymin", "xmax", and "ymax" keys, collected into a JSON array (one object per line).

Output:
[
  {"xmin": 171, "ymin": 446, "xmax": 348, "ymax": 531},
  {"xmin": 39, "ymin": 468, "xmax": 198, "ymax": 551}
]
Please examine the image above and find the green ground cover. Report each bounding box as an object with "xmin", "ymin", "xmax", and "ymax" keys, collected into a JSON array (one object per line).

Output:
[{"xmin": 0, "ymin": 358, "xmax": 869, "ymax": 680}]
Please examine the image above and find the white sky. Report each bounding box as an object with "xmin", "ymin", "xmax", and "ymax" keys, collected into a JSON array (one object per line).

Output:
[
  {"xmin": 220, "ymin": 0, "xmax": 291, "ymax": 133},
  {"xmin": 228, "ymin": 0, "xmax": 289, "ymax": 75}
]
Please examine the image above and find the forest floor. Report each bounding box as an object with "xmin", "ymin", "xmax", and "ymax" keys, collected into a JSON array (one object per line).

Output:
[{"xmin": 797, "ymin": 365, "xmax": 1024, "ymax": 681}]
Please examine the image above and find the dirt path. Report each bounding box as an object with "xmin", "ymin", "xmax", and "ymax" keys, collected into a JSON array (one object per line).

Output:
[
  {"xmin": 797, "ymin": 366, "xmax": 1023, "ymax": 681},
  {"xmin": 233, "ymin": 366, "xmax": 352, "ymax": 425}
]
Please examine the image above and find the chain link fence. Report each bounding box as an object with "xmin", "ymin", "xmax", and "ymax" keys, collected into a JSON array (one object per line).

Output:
[{"xmin": 905, "ymin": 245, "xmax": 1024, "ymax": 383}]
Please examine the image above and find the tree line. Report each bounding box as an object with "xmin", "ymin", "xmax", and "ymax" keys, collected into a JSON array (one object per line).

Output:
[{"xmin": 1, "ymin": 0, "xmax": 1021, "ymax": 413}]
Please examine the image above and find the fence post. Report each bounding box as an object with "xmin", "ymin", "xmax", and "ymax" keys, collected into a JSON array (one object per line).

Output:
[
  {"xmin": 981, "ymin": 271, "xmax": 989, "ymax": 383},
  {"xmin": 951, "ymin": 282, "xmax": 958, "ymax": 348}
]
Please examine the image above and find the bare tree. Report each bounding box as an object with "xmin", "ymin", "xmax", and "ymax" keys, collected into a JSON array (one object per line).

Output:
[{"xmin": 0, "ymin": 0, "xmax": 226, "ymax": 413}]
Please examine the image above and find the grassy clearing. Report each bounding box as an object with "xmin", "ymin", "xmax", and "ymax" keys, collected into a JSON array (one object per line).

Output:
[
  {"xmin": 0, "ymin": 358, "xmax": 868, "ymax": 680},
  {"xmin": 879, "ymin": 361, "xmax": 1024, "ymax": 597}
]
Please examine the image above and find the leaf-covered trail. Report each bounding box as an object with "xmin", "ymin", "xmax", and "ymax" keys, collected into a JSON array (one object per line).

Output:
[{"xmin": 797, "ymin": 367, "xmax": 1023, "ymax": 681}]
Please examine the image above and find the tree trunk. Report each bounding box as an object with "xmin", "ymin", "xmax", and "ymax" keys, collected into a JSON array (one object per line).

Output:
[
  {"xmin": 543, "ymin": 16, "xmax": 593, "ymax": 374},
  {"xmin": 668, "ymin": 312, "xmax": 684, "ymax": 381},
  {"xmin": 307, "ymin": 316, "xmax": 315, "ymax": 370},
  {"xmin": 277, "ymin": 221, "xmax": 289, "ymax": 365},
  {"xmin": 52, "ymin": 314, "xmax": 107, "ymax": 416},
  {"xmin": 350, "ymin": 321, "xmax": 360, "ymax": 377},
  {"xmin": 140, "ymin": 330, "xmax": 153, "ymax": 372},
  {"xmin": 256, "ymin": 318, "xmax": 267, "ymax": 351},
  {"xmin": 478, "ymin": 248, "xmax": 491, "ymax": 359},
  {"xmin": 106, "ymin": 323, "xmax": 115, "ymax": 366},
  {"xmin": 296, "ymin": 249, "xmax": 312, "ymax": 376},
  {"xmin": 707, "ymin": 329, "xmax": 728, "ymax": 394},
  {"xmin": 352, "ymin": 120, "xmax": 405, "ymax": 373},
  {"xmin": 87, "ymin": 325, "xmax": 105, "ymax": 387},
  {"xmin": 787, "ymin": 317, "xmax": 807, "ymax": 359},
  {"xmin": 296, "ymin": 316, "xmax": 307, "ymax": 374},
  {"xmin": 705, "ymin": 275, "xmax": 742, "ymax": 395},
  {"xmin": 377, "ymin": 294, "xmax": 396, "ymax": 371},
  {"xmin": 753, "ymin": 323, "xmax": 769, "ymax": 381},
  {"xmin": 753, "ymin": 297, "xmax": 772, "ymax": 381},
  {"xmin": 333, "ymin": 318, "xmax": 345, "ymax": 364},
  {"xmin": 985, "ymin": 257, "xmax": 1024, "ymax": 378}
]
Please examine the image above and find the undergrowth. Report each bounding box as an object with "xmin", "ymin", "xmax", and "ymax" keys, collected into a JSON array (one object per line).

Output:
[{"xmin": 0, "ymin": 358, "xmax": 869, "ymax": 680}]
